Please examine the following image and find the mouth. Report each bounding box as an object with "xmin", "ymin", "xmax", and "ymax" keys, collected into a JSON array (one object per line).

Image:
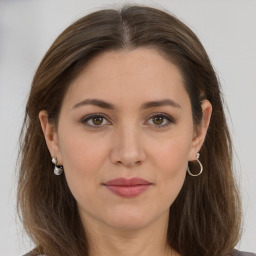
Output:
[{"xmin": 103, "ymin": 177, "xmax": 153, "ymax": 198}]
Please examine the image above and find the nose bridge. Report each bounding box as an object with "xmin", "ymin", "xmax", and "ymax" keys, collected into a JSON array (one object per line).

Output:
[{"xmin": 110, "ymin": 119, "xmax": 145, "ymax": 167}]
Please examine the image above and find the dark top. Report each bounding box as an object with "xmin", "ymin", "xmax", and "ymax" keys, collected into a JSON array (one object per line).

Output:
[
  {"xmin": 23, "ymin": 249, "xmax": 256, "ymax": 256},
  {"xmin": 235, "ymin": 250, "xmax": 256, "ymax": 256}
]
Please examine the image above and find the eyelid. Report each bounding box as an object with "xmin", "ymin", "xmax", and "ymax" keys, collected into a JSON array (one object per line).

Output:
[
  {"xmin": 145, "ymin": 112, "xmax": 175, "ymax": 128},
  {"xmin": 80, "ymin": 113, "xmax": 111, "ymax": 129},
  {"xmin": 80, "ymin": 112, "xmax": 175, "ymax": 129},
  {"xmin": 146, "ymin": 112, "xmax": 175, "ymax": 123}
]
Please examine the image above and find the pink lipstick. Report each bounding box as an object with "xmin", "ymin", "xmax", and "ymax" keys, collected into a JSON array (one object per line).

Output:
[{"xmin": 104, "ymin": 177, "xmax": 152, "ymax": 198}]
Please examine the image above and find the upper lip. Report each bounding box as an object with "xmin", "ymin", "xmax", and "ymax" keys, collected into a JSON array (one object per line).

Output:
[{"xmin": 104, "ymin": 177, "xmax": 152, "ymax": 186}]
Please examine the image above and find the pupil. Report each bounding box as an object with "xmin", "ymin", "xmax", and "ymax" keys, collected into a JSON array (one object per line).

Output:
[
  {"xmin": 93, "ymin": 117, "xmax": 103, "ymax": 125},
  {"xmin": 154, "ymin": 116, "xmax": 163, "ymax": 125}
]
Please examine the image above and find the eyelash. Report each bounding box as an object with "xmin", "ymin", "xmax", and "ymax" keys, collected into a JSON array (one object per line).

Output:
[{"xmin": 80, "ymin": 112, "xmax": 175, "ymax": 129}]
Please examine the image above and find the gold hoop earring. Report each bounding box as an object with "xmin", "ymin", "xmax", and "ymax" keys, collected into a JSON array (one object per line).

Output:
[
  {"xmin": 52, "ymin": 157, "xmax": 64, "ymax": 175},
  {"xmin": 187, "ymin": 153, "xmax": 203, "ymax": 177}
]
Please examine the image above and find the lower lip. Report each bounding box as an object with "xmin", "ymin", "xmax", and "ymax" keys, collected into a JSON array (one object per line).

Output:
[{"xmin": 104, "ymin": 184, "xmax": 152, "ymax": 198}]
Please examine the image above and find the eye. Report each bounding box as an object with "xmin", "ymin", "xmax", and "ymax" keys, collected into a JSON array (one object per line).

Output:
[
  {"xmin": 81, "ymin": 114, "xmax": 110, "ymax": 129},
  {"xmin": 80, "ymin": 113, "xmax": 175, "ymax": 129},
  {"xmin": 146, "ymin": 113, "xmax": 175, "ymax": 128}
]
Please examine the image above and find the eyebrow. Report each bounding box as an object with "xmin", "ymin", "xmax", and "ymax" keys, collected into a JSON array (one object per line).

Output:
[{"xmin": 72, "ymin": 98, "xmax": 182, "ymax": 110}]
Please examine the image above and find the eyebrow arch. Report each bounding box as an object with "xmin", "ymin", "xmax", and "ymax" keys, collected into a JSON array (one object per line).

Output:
[{"xmin": 72, "ymin": 98, "xmax": 182, "ymax": 110}]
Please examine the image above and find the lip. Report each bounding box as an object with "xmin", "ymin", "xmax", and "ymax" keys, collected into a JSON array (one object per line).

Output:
[
  {"xmin": 104, "ymin": 177, "xmax": 152, "ymax": 186},
  {"xmin": 103, "ymin": 177, "xmax": 153, "ymax": 198}
]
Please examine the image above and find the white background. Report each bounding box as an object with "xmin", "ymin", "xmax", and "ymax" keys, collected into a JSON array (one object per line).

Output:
[{"xmin": 0, "ymin": 0, "xmax": 255, "ymax": 255}]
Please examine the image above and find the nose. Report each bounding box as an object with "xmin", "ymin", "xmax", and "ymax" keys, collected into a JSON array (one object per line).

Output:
[{"xmin": 110, "ymin": 123, "xmax": 146, "ymax": 168}]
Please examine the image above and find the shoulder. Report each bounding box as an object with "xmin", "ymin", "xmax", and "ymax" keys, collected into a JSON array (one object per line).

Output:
[
  {"xmin": 23, "ymin": 253, "xmax": 47, "ymax": 256},
  {"xmin": 23, "ymin": 254, "xmax": 47, "ymax": 256},
  {"xmin": 22, "ymin": 249, "xmax": 256, "ymax": 256},
  {"xmin": 22, "ymin": 248, "xmax": 47, "ymax": 256},
  {"xmin": 234, "ymin": 249, "xmax": 256, "ymax": 256}
]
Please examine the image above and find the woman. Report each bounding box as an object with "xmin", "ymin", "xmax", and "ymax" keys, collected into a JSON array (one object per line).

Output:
[{"xmin": 17, "ymin": 4, "xmax": 255, "ymax": 256}]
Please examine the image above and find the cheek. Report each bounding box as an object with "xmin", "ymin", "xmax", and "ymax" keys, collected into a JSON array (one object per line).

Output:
[
  {"xmin": 156, "ymin": 129, "xmax": 192, "ymax": 171},
  {"xmin": 60, "ymin": 134, "xmax": 105, "ymax": 172},
  {"xmin": 58, "ymin": 129, "xmax": 107, "ymax": 201},
  {"xmin": 153, "ymin": 133, "xmax": 192, "ymax": 201}
]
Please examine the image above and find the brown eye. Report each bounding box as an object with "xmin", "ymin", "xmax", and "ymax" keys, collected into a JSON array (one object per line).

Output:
[
  {"xmin": 152, "ymin": 116, "xmax": 164, "ymax": 125},
  {"xmin": 81, "ymin": 114, "xmax": 110, "ymax": 129},
  {"xmin": 92, "ymin": 116, "xmax": 104, "ymax": 125},
  {"xmin": 147, "ymin": 113, "xmax": 175, "ymax": 129}
]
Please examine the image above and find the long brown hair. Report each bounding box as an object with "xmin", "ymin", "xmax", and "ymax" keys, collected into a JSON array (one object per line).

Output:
[{"xmin": 17, "ymin": 4, "xmax": 242, "ymax": 256}]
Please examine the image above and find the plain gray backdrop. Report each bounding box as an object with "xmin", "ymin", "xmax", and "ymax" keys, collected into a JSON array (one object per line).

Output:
[{"xmin": 0, "ymin": 0, "xmax": 255, "ymax": 255}]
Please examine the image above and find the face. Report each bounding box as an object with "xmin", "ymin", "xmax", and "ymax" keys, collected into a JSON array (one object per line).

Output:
[{"xmin": 41, "ymin": 47, "xmax": 210, "ymax": 232}]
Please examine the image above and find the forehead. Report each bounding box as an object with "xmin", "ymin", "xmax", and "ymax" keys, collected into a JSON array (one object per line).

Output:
[{"xmin": 62, "ymin": 47, "xmax": 189, "ymax": 111}]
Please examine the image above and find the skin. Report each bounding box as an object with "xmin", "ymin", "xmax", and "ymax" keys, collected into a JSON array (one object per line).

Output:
[{"xmin": 39, "ymin": 47, "xmax": 212, "ymax": 256}]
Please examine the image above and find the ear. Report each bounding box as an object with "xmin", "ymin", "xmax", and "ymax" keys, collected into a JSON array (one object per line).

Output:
[
  {"xmin": 39, "ymin": 110, "xmax": 63, "ymax": 165},
  {"xmin": 188, "ymin": 99, "xmax": 212, "ymax": 161}
]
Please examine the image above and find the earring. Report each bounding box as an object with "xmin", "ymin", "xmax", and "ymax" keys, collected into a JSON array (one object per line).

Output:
[
  {"xmin": 187, "ymin": 153, "xmax": 203, "ymax": 177},
  {"xmin": 52, "ymin": 157, "xmax": 63, "ymax": 175}
]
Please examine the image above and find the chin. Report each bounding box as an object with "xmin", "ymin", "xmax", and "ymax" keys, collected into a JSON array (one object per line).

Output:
[
  {"xmin": 105, "ymin": 218, "xmax": 150, "ymax": 231},
  {"xmin": 101, "ymin": 208, "xmax": 157, "ymax": 230}
]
